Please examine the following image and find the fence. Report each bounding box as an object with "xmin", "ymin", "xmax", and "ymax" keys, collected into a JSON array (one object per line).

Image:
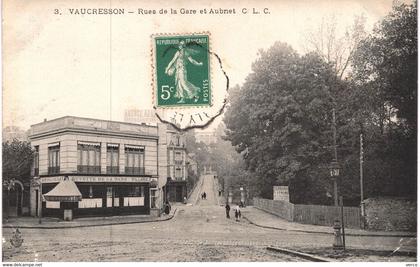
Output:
[
  {"xmin": 253, "ymin": 197, "xmax": 294, "ymax": 221},
  {"xmin": 253, "ymin": 197, "xmax": 361, "ymax": 229}
]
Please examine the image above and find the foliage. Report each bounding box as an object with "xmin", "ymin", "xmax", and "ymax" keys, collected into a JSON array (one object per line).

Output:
[
  {"xmin": 208, "ymin": 123, "xmax": 250, "ymax": 193},
  {"xmin": 184, "ymin": 130, "xmax": 211, "ymax": 174},
  {"xmin": 223, "ymin": 2, "xmax": 417, "ymax": 204},
  {"xmin": 224, "ymin": 42, "xmax": 339, "ymax": 203},
  {"xmin": 352, "ymin": 3, "xmax": 417, "ymax": 132},
  {"xmin": 2, "ymin": 139, "xmax": 34, "ymax": 185},
  {"xmin": 349, "ymin": 2, "xmax": 417, "ymax": 198}
]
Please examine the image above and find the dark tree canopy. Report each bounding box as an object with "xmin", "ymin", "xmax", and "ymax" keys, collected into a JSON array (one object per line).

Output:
[
  {"xmin": 352, "ymin": 3, "xmax": 417, "ymax": 133},
  {"xmin": 349, "ymin": 3, "xmax": 417, "ymax": 198},
  {"xmin": 224, "ymin": 42, "xmax": 339, "ymax": 201},
  {"xmin": 2, "ymin": 139, "xmax": 34, "ymax": 185}
]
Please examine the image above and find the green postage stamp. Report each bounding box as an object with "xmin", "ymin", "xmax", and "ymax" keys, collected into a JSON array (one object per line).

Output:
[{"xmin": 152, "ymin": 34, "xmax": 211, "ymax": 107}]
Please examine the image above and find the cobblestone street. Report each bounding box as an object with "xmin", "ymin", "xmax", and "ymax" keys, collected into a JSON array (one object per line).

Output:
[{"xmin": 2, "ymin": 175, "xmax": 416, "ymax": 262}]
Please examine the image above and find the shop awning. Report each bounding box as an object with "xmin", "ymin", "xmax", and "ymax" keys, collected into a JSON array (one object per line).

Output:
[{"xmin": 43, "ymin": 179, "xmax": 82, "ymax": 202}]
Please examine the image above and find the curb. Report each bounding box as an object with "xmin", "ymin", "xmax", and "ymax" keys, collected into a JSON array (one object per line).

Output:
[
  {"xmin": 242, "ymin": 215, "xmax": 416, "ymax": 238},
  {"xmin": 2, "ymin": 208, "xmax": 178, "ymax": 230},
  {"xmin": 266, "ymin": 246, "xmax": 331, "ymax": 262}
]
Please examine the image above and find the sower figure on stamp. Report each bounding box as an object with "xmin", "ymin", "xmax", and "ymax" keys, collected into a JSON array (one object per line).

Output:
[{"xmin": 165, "ymin": 40, "xmax": 203, "ymax": 103}]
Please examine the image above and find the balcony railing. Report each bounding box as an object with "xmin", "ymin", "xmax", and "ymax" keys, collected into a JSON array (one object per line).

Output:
[
  {"xmin": 125, "ymin": 167, "xmax": 145, "ymax": 175},
  {"xmin": 48, "ymin": 166, "xmax": 60, "ymax": 175},
  {"xmin": 106, "ymin": 166, "xmax": 119, "ymax": 174},
  {"xmin": 77, "ymin": 165, "xmax": 101, "ymax": 174}
]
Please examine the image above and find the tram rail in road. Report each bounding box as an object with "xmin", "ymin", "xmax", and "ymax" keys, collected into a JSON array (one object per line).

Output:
[{"xmin": 266, "ymin": 246, "xmax": 331, "ymax": 262}]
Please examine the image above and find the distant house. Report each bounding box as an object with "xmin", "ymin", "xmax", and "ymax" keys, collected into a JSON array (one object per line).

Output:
[
  {"xmin": 194, "ymin": 129, "xmax": 217, "ymax": 145},
  {"xmin": 124, "ymin": 108, "xmax": 167, "ymax": 126}
]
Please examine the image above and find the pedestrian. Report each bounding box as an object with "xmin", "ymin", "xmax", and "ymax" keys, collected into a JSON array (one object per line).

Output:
[
  {"xmin": 234, "ymin": 204, "xmax": 241, "ymax": 222},
  {"xmin": 164, "ymin": 200, "xmax": 171, "ymax": 215},
  {"xmin": 225, "ymin": 203, "xmax": 230, "ymax": 219},
  {"xmin": 203, "ymin": 192, "xmax": 207, "ymax": 200}
]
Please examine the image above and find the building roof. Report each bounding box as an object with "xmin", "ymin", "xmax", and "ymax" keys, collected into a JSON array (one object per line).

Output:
[{"xmin": 29, "ymin": 116, "xmax": 159, "ymax": 141}]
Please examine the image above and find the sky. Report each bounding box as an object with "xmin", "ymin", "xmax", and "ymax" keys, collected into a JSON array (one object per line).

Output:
[{"xmin": 2, "ymin": 0, "xmax": 407, "ymax": 130}]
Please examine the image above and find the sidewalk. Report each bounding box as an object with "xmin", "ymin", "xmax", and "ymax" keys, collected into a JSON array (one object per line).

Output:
[
  {"xmin": 242, "ymin": 206, "xmax": 416, "ymax": 238},
  {"xmin": 188, "ymin": 175, "xmax": 204, "ymax": 205},
  {"xmin": 2, "ymin": 206, "xmax": 179, "ymax": 229}
]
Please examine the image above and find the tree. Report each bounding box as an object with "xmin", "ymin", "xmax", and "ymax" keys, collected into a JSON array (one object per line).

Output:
[
  {"xmin": 350, "ymin": 2, "xmax": 417, "ymax": 198},
  {"xmin": 352, "ymin": 2, "xmax": 417, "ymax": 132},
  {"xmin": 184, "ymin": 131, "xmax": 207, "ymax": 193},
  {"xmin": 303, "ymin": 14, "xmax": 367, "ymax": 79},
  {"xmin": 206, "ymin": 123, "xmax": 250, "ymax": 194},
  {"xmin": 223, "ymin": 2, "xmax": 417, "ymax": 204},
  {"xmin": 2, "ymin": 139, "xmax": 34, "ymax": 184},
  {"xmin": 224, "ymin": 42, "xmax": 339, "ymax": 202}
]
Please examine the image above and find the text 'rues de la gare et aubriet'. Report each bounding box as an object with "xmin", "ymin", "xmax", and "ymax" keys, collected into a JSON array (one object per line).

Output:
[{"xmin": 61, "ymin": 7, "xmax": 270, "ymax": 15}]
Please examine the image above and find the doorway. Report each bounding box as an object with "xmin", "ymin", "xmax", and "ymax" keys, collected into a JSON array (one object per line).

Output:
[{"xmin": 176, "ymin": 186, "xmax": 183, "ymax": 202}]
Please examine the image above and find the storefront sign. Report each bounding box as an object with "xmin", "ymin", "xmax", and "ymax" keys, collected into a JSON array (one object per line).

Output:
[{"xmin": 41, "ymin": 176, "xmax": 151, "ymax": 183}]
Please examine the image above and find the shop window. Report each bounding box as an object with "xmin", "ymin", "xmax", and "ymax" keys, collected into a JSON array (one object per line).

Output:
[
  {"xmin": 127, "ymin": 185, "xmax": 144, "ymax": 197},
  {"xmin": 79, "ymin": 185, "xmax": 100, "ymax": 198},
  {"xmin": 125, "ymin": 145, "xmax": 145, "ymax": 175},
  {"xmin": 106, "ymin": 144, "xmax": 119, "ymax": 174},
  {"xmin": 77, "ymin": 142, "xmax": 101, "ymax": 174},
  {"xmin": 48, "ymin": 143, "xmax": 60, "ymax": 174}
]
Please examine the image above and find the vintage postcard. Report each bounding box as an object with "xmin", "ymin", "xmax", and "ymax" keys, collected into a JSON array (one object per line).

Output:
[{"xmin": 2, "ymin": 0, "xmax": 417, "ymax": 265}]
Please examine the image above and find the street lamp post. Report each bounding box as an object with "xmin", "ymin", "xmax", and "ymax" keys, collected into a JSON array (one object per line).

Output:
[
  {"xmin": 329, "ymin": 160, "xmax": 340, "ymax": 206},
  {"xmin": 330, "ymin": 107, "xmax": 340, "ymax": 206},
  {"xmin": 360, "ymin": 133, "xmax": 365, "ymax": 216}
]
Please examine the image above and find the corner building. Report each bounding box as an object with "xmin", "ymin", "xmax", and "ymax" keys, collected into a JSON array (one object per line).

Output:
[{"xmin": 29, "ymin": 116, "xmax": 187, "ymax": 218}]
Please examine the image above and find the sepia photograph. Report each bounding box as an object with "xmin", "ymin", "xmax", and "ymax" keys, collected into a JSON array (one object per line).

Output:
[{"xmin": 1, "ymin": 0, "xmax": 417, "ymax": 265}]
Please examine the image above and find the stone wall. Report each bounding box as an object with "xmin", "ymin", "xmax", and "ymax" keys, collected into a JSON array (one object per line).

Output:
[{"xmin": 364, "ymin": 197, "xmax": 417, "ymax": 232}]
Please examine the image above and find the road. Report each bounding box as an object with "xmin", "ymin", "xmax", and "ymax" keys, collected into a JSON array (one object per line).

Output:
[{"xmin": 2, "ymin": 175, "xmax": 416, "ymax": 262}]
